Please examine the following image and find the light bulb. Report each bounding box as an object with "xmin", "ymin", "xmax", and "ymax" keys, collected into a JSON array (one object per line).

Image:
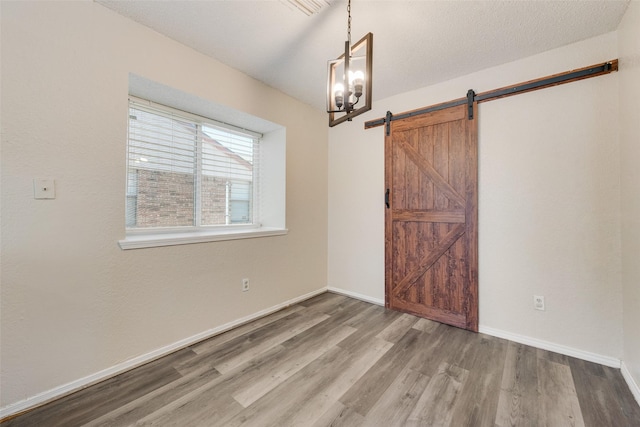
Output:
[
  {"xmin": 334, "ymin": 83, "xmax": 344, "ymax": 109},
  {"xmin": 352, "ymin": 70, "xmax": 364, "ymax": 98}
]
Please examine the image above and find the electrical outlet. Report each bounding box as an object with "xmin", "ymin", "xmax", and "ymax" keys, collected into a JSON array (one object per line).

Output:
[
  {"xmin": 534, "ymin": 295, "xmax": 545, "ymax": 311},
  {"xmin": 242, "ymin": 278, "xmax": 250, "ymax": 292}
]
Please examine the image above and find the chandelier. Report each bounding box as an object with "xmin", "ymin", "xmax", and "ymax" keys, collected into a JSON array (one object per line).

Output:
[{"xmin": 326, "ymin": 0, "xmax": 373, "ymax": 127}]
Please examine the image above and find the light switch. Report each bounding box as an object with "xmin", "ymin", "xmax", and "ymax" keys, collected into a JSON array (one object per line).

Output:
[{"xmin": 34, "ymin": 178, "xmax": 55, "ymax": 199}]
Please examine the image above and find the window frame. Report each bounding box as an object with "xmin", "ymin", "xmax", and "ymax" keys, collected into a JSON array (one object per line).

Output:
[{"xmin": 119, "ymin": 96, "xmax": 287, "ymax": 250}]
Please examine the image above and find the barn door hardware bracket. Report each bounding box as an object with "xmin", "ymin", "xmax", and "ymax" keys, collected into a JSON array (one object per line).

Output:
[
  {"xmin": 467, "ymin": 89, "xmax": 476, "ymax": 120},
  {"xmin": 385, "ymin": 111, "xmax": 393, "ymax": 135}
]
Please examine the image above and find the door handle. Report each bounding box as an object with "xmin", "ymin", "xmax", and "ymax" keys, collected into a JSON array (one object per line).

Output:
[{"xmin": 385, "ymin": 189, "xmax": 390, "ymax": 209}]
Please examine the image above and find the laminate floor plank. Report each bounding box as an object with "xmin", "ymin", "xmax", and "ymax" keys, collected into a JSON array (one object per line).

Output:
[
  {"xmin": 281, "ymin": 297, "xmax": 371, "ymax": 347},
  {"xmin": 148, "ymin": 335, "xmax": 319, "ymax": 425},
  {"xmin": 221, "ymin": 338, "xmax": 392, "ymax": 427},
  {"xmin": 298, "ymin": 292, "xmax": 349, "ymax": 312},
  {"xmin": 130, "ymin": 359, "xmax": 252, "ymax": 426},
  {"xmin": 213, "ymin": 311, "xmax": 330, "ymax": 373},
  {"xmin": 232, "ymin": 323, "xmax": 356, "ymax": 407},
  {"xmin": 446, "ymin": 330, "xmax": 486, "ymax": 371},
  {"xmin": 336, "ymin": 307, "xmax": 402, "ymax": 354},
  {"xmin": 321, "ymin": 297, "xmax": 374, "ymax": 318},
  {"xmin": 539, "ymin": 348, "xmax": 607, "ymax": 380},
  {"xmin": 570, "ymin": 365, "xmax": 629, "ymax": 427},
  {"xmin": 537, "ymin": 347, "xmax": 572, "ymax": 366},
  {"xmin": 311, "ymin": 402, "xmax": 364, "ymax": 427},
  {"xmin": 375, "ymin": 313, "xmax": 419, "ymax": 343},
  {"xmin": 4, "ymin": 349, "xmax": 195, "ymax": 427},
  {"xmin": 273, "ymin": 338, "xmax": 393, "ymax": 427},
  {"xmin": 174, "ymin": 310, "xmax": 307, "ymax": 373},
  {"xmin": 339, "ymin": 328, "xmax": 424, "ymax": 416},
  {"xmin": 537, "ymin": 358, "xmax": 585, "ymax": 427},
  {"xmin": 135, "ymin": 391, "xmax": 244, "ymax": 427},
  {"xmin": 216, "ymin": 346, "xmax": 352, "ymax": 427},
  {"xmin": 360, "ymin": 367, "xmax": 431, "ymax": 427},
  {"xmin": 412, "ymin": 316, "xmax": 439, "ymax": 333},
  {"xmin": 448, "ymin": 335, "xmax": 508, "ymax": 427},
  {"xmin": 495, "ymin": 342, "xmax": 541, "ymax": 427},
  {"xmin": 568, "ymin": 356, "xmax": 607, "ymax": 379},
  {"xmin": 405, "ymin": 323, "xmax": 462, "ymax": 377},
  {"xmin": 341, "ymin": 303, "xmax": 398, "ymax": 330},
  {"xmin": 178, "ymin": 310, "xmax": 328, "ymax": 375},
  {"xmin": 189, "ymin": 305, "xmax": 305, "ymax": 355},
  {"xmin": 405, "ymin": 361, "xmax": 470, "ymax": 427},
  {"xmin": 81, "ymin": 366, "xmax": 219, "ymax": 427},
  {"xmin": 604, "ymin": 366, "xmax": 640, "ymax": 423},
  {"xmin": 3, "ymin": 292, "xmax": 639, "ymax": 427}
]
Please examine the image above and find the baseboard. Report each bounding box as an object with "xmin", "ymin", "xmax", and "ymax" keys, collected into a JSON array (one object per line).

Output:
[
  {"xmin": 327, "ymin": 286, "xmax": 385, "ymax": 306},
  {"xmin": 0, "ymin": 287, "xmax": 328, "ymax": 421},
  {"xmin": 621, "ymin": 361, "xmax": 640, "ymax": 406},
  {"xmin": 479, "ymin": 325, "xmax": 621, "ymax": 368}
]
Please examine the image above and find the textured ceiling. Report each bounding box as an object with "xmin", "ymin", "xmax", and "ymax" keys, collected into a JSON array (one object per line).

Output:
[{"xmin": 96, "ymin": 0, "xmax": 630, "ymax": 112}]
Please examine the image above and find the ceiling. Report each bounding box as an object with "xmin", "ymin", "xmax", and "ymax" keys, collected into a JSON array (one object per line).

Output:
[{"xmin": 96, "ymin": 0, "xmax": 630, "ymax": 112}]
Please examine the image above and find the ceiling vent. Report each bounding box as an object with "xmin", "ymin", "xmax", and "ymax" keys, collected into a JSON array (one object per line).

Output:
[{"xmin": 280, "ymin": 0, "xmax": 329, "ymax": 16}]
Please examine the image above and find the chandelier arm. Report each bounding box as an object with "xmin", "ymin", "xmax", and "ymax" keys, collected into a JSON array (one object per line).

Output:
[{"xmin": 344, "ymin": 40, "xmax": 351, "ymax": 113}]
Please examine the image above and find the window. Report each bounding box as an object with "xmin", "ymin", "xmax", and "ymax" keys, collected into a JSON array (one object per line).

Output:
[
  {"xmin": 119, "ymin": 76, "xmax": 287, "ymax": 250},
  {"xmin": 126, "ymin": 98, "xmax": 260, "ymax": 230},
  {"xmin": 124, "ymin": 96, "xmax": 272, "ymax": 239}
]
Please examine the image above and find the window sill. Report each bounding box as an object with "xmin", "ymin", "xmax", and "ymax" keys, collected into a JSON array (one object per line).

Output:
[{"xmin": 118, "ymin": 227, "xmax": 288, "ymax": 250}]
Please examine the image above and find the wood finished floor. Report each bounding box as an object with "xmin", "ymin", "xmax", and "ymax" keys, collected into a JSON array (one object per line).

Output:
[{"xmin": 4, "ymin": 292, "xmax": 640, "ymax": 427}]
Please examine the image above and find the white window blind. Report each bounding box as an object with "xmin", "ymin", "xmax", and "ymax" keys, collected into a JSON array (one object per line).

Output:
[{"xmin": 126, "ymin": 97, "xmax": 261, "ymax": 230}]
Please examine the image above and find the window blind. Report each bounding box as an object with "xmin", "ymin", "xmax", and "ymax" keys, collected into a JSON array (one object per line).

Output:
[{"xmin": 126, "ymin": 97, "xmax": 260, "ymax": 229}]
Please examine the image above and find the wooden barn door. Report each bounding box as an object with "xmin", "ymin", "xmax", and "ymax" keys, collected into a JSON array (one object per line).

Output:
[{"xmin": 385, "ymin": 103, "xmax": 478, "ymax": 331}]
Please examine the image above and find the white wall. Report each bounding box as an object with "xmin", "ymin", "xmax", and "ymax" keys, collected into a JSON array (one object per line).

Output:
[
  {"xmin": 0, "ymin": 1, "xmax": 327, "ymax": 411},
  {"xmin": 329, "ymin": 32, "xmax": 622, "ymax": 361},
  {"xmin": 619, "ymin": 0, "xmax": 640, "ymax": 396}
]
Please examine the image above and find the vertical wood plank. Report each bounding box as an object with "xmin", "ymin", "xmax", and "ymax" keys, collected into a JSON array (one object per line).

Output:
[{"xmin": 385, "ymin": 123, "xmax": 395, "ymax": 308}]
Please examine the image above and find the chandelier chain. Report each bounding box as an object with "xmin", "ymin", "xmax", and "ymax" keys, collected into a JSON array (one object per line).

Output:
[{"xmin": 347, "ymin": 0, "xmax": 352, "ymax": 47}]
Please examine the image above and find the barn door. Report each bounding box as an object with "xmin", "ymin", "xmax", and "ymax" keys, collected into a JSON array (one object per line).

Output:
[{"xmin": 385, "ymin": 103, "xmax": 478, "ymax": 331}]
